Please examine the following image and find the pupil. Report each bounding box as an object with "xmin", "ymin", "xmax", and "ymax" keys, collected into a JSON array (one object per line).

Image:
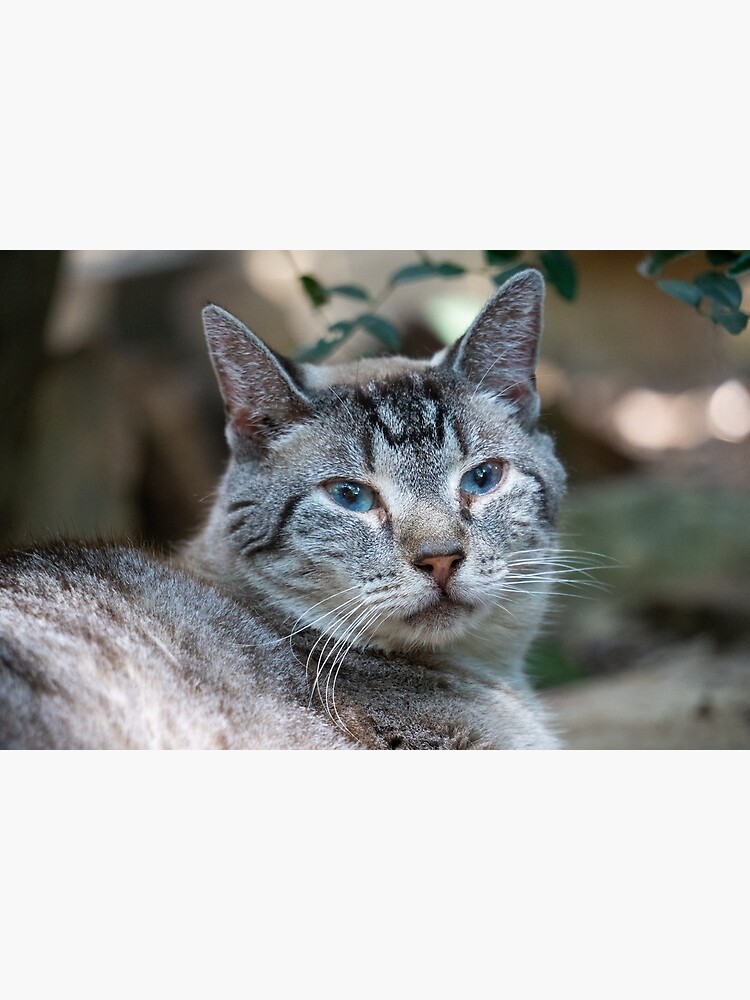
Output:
[
  {"xmin": 475, "ymin": 466, "xmax": 489, "ymax": 485},
  {"xmin": 342, "ymin": 484, "xmax": 359, "ymax": 502}
]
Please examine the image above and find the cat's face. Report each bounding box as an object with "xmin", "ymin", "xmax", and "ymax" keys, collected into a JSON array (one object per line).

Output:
[{"xmin": 203, "ymin": 270, "xmax": 566, "ymax": 655}]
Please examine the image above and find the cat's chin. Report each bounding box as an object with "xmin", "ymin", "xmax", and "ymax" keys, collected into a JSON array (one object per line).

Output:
[{"xmin": 374, "ymin": 597, "xmax": 482, "ymax": 652}]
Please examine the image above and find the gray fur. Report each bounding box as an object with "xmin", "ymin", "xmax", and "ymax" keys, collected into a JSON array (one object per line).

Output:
[{"xmin": 0, "ymin": 269, "xmax": 566, "ymax": 749}]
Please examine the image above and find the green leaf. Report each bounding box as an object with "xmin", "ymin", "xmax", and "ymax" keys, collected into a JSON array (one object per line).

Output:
[
  {"xmin": 295, "ymin": 339, "xmax": 340, "ymax": 362},
  {"xmin": 727, "ymin": 252, "xmax": 750, "ymax": 276},
  {"xmin": 390, "ymin": 260, "xmax": 466, "ymax": 286},
  {"xmin": 433, "ymin": 261, "xmax": 466, "ymax": 277},
  {"xmin": 327, "ymin": 320, "xmax": 357, "ymax": 335},
  {"xmin": 327, "ymin": 284, "xmax": 370, "ymax": 302},
  {"xmin": 656, "ymin": 279, "xmax": 704, "ymax": 307},
  {"xmin": 390, "ymin": 263, "xmax": 439, "ymax": 285},
  {"xmin": 300, "ymin": 274, "xmax": 329, "ymax": 308},
  {"xmin": 706, "ymin": 251, "xmax": 740, "ymax": 266},
  {"xmin": 491, "ymin": 263, "xmax": 529, "ymax": 286},
  {"xmin": 637, "ymin": 251, "xmax": 694, "ymax": 277},
  {"xmin": 710, "ymin": 303, "xmax": 748, "ymax": 335},
  {"xmin": 484, "ymin": 251, "xmax": 520, "ymax": 265},
  {"xmin": 538, "ymin": 251, "xmax": 578, "ymax": 300},
  {"xmin": 693, "ymin": 272, "xmax": 743, "ymax": 310},
  {"xmin": 354, "ymin": 313, "xmax": 402, "ymax": 350},
  {"xmin": 294, "ymin": 321, "xmax": 354, "ymax": 362}
]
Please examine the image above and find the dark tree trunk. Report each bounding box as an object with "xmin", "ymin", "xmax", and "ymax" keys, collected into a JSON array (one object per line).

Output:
[{"xmin": 0, "ymin": 251, "xmax": 63, "ymax": 543}]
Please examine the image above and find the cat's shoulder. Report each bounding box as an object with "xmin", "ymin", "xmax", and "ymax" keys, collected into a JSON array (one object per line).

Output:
[
  {"xmin": 0, "ymin": 540, "xmax": 256, "ymax": 650},
  {"xmin": 1, "ymin": 539, "xmax": 180, "ymax": 598}
]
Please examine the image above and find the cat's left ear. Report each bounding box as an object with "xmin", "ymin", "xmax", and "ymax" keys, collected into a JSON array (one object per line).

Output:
[
  {"xmin": 202, "ymin": 305, "xmax": 312, "ymax": 458},
  {"xmin": 442, "ymin": 268, "xmax": 545, "ymax": 426}
]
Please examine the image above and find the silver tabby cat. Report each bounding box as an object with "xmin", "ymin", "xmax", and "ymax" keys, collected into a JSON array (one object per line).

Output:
[{"xmin": 0, "ymin": 269, "xmax": 566, "ymax": 749}]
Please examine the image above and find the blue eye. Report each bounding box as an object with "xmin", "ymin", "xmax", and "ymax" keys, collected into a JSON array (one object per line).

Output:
[
  {"xmin": 460, "ymin": 461, "xmax": 505, "ymax": 495},
  {"xmin": 325, "ymin": 480, "xmax": 378, "ymax": 513}
]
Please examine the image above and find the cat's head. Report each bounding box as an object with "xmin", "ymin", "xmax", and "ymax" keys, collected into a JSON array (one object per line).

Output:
[{"xmin": 200, "ymin": 269, "xmax": 566, "ymax": 656}]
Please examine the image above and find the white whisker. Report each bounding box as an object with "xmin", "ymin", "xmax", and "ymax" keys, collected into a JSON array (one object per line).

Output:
[
  {"xmin": 280, "ymin": 585, "xmax": 361, "ymax": 642},
  {"xmin": 326, "ymin": 608, "xmax": 385, "ymax": 738},
  {"xmin": 312, "ymin": 602, "xmax": 371, "ymax": 712},
  {"xmin": 306, "ymin": 600, "xmax": 366, "ymax": 707}
]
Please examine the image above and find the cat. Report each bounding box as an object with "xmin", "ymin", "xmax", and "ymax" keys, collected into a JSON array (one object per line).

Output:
[{"xmin": 0, "ymin": 268, "xmax": 567, "ymax": 749}]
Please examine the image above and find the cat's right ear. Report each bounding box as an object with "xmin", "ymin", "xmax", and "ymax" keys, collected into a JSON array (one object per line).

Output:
[{"xmin": 202, "ymin": 305, "xmax": 312, "ymax": 458}]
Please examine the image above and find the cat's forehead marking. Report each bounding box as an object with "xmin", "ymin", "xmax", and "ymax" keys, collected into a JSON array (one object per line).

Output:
[{"xmin": 355, "ymin": 373, "xmax": 448, "ymax": 451}]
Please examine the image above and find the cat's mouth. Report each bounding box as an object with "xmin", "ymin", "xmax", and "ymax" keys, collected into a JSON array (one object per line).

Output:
[
  {"xmin": 402, "ymin": 592, "xmax": 477, "ymax": 624},
  {"xmin": 370, "ymin": 592, "xmax": 483, "ymax": 651}
]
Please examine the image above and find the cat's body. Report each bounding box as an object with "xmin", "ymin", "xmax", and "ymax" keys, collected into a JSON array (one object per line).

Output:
[{"xmin": 0, "ymin": 269, "xmax": 566, "ymax": 749}]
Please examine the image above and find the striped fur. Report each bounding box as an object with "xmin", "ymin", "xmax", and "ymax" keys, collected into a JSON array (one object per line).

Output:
[{"xmin": 0, "ymin": 269, "xmax": 566, "ymax": 749}]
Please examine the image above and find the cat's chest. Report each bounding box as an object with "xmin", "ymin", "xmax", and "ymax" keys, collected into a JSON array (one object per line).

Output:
[{"xmin": 294, "ymin": 645, "xmax": 533, "ymax": 749}]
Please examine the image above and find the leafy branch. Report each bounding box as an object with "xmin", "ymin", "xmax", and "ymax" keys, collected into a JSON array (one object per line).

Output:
[
  {"xmin": 639, "ymin": 251, "xmax": 749, "ymax": 335},
  {"xmin": 289, "ymin": 249, "xmax": 748, "ymax": 362}
]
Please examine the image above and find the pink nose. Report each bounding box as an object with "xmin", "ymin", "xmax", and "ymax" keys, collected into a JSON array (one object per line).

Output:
[{"xmin": 414, "ymin": 546, "xmax": 465, "ymax": 590}]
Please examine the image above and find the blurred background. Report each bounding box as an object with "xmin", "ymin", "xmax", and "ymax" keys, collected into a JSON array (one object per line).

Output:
[{"xmin": 2, "ymin": 250, "xmax": 749, "ymax": 748}]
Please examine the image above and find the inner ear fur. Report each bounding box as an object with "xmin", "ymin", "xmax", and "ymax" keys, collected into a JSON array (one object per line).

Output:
[
  {"xmin": 444, "ymin": 268, "xmax": 545, "ymax": 426},
  {"xmin": 202, "ymin": 304, "xmax": 312, "ymax": 456}
]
